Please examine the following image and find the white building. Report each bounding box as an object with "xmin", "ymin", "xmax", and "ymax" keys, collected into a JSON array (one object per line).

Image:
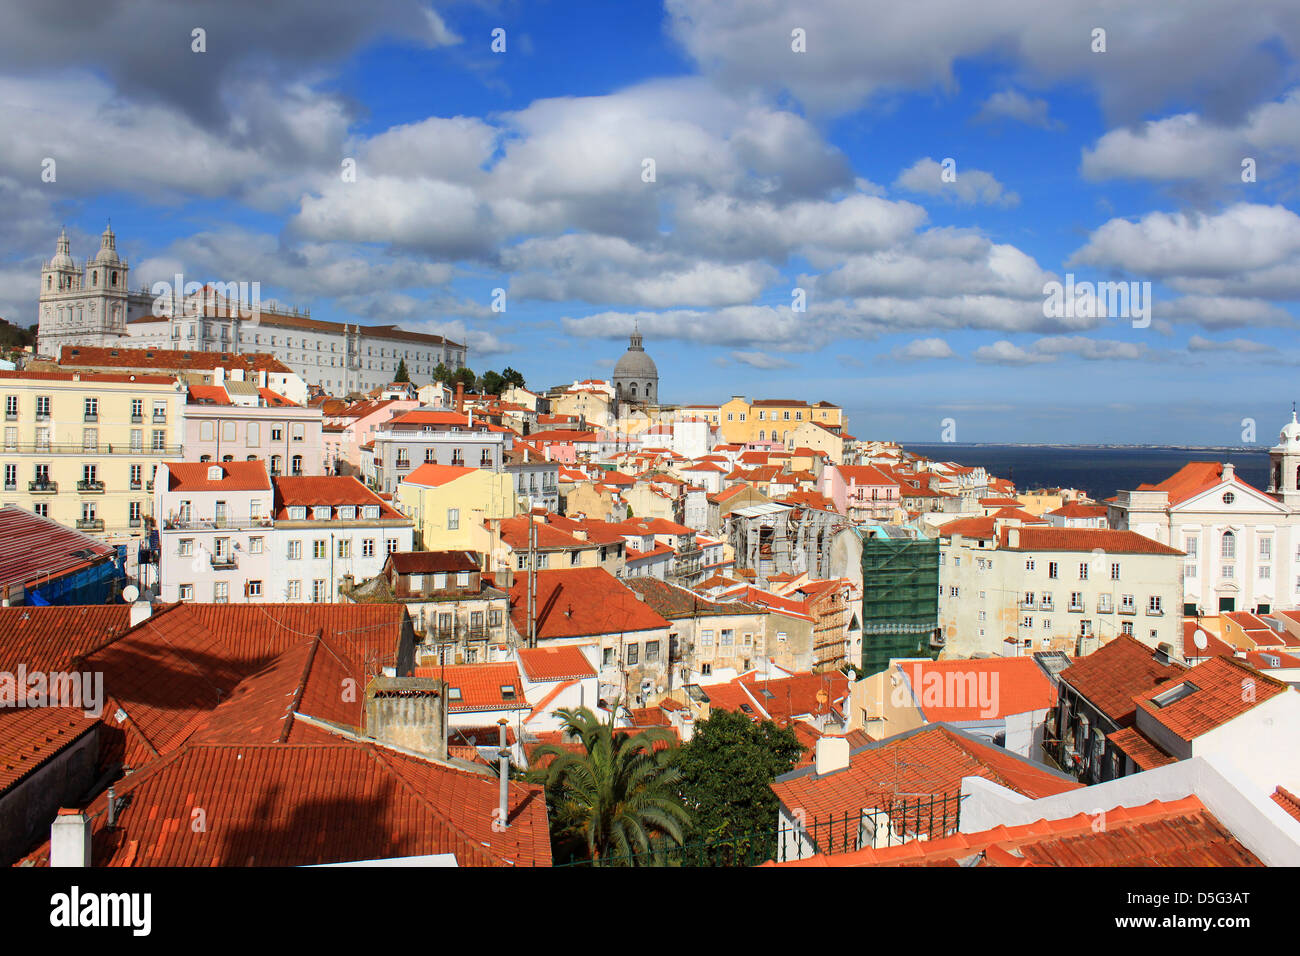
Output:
[
  {"xmin": 154, "ymin": 461, "xmax": 413, "ymax": 604},
  {"xmin": 938, "ymin": 524, "xmax": 1185, "ymax": 660},
  {"xmin": 36, "ymin": 227, "xmax": 466, "ymax": 394},
  {"xmin": 1109, "ymin": 414, "xmax": 1300, "ymax": 617}
]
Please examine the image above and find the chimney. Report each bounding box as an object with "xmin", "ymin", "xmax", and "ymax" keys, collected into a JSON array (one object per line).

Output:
[
  {"xmin": 814, "ymin": 736, "xmax": 850, "ymax": 776},
  {"xmin": 106, "ymin": 786, "xmax": 119, "ymax": 828},
  {"xmin": 129, "ymin": 600, "xmax": 152, "ymax": 627},
  {"xmin": 1222, "ymin": 462, "xmax": 1235, "ymax": 481},
  {"xmin": 455, "ymin": 383, "xmax": 465, "ymax": 414},
  {"xmin": 51, "ymin": 809, "xmax": 91, "ymax": 867},
  {"xmin": 364, "ymin": 676, "xmax": 448, "ymax": 760},
  {"xmin": 497, "ymin": 718, "xmax": 510, "ymax": 829},
  {"xmin": 1, "ymin": 586, "xmax": 8, "ymax": 607}
]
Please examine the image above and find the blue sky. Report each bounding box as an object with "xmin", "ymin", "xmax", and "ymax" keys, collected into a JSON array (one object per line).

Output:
[{"xmin": 2, "ymin": 0, "xmax": 1299, "ymax": 444}]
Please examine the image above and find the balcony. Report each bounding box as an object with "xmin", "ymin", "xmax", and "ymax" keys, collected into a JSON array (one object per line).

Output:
[
  {"xmin": 4, "ymin": 412, "xmax": 15, "ymax": 422},
  {"xmin": 1096, "ymin": 600, "xmax": 1114, "ymax": 614},
  {"xmin": 145, "ymin": 480, "xmax": 154, "ymax": 491},
  {"xmin": 28, "ymin": 480, "xmax": 57, "ymax": 494},
  {"xmin": 75, "ymin": 518, "xmax": 104, "ymax": 531},
  {"xmin": 129, "ymin": 518, "xmax": 143, "ymax": 528},
  {"xmin": 131, "ymin": 414, "xmax": 144, "ymax": 424},
  {"xmin": 0, "ymin": 442, "xmax": 183, "ymax": 456},
  {"xmin": 130, "ymin": 480, "xmax": 142, "ymax": 490},
  {"xmin": 210, "ymin": 556, "xmax": 237, "ymax": 569},
  {"xmin": 395, "ymin": 459, "xmax": 410, "ymax": 471},
  {"xmin": 83, "ymin": 414, "xmax": 98, "ymax": 423},
  {"xmin": 152, "ymin": 412, "xmax": 167, "ymax": 423},
  {"xmin": 1118, "ymin": 605, "xmax": 1136, "ymax": 616},
  {"xmin": 77, "ymin": 479, "xmax": 105, "ymax": 493}
]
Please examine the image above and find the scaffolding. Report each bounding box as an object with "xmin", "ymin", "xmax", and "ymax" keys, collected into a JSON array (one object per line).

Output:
[{"xmin": 860, "ymin": 537, "xmax": 940, "ymax": 676}]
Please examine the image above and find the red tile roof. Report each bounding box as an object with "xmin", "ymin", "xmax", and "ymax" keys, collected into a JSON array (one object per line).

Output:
[
  {"xmin": 0, "ymin": 506, "xmax": 118, "ymax": 591},
  {"xmin": 402, "ymin": 463, "xmax": 478, "ymax": 487},
  {"xmin": 59, "ymin": 345, "xmax": 291, "ymax": 374},
  {"xmin": 1134, "ymin": 461, "xmax": 1251, "ymax": 506},
  {"xmin": 898, "ymin": 657, "xmax": 1057, "ymax": 721},
  {"xmin": 1058, "ymin": 635, "xmax": 1184, "ymax": 725},
  {"xmin": 0, "ymin": 706, "xmax": 97, "ymax": 793},
  {"xmin": 1106, "ymin": 725, "xmax": 1177, "ymax": 770},
  {"xmin": 0, "ymin": 604, "xmax": 133, "ymax": 674},
  {"xmin": 767, "ymin": 797, "xmax": 1260, "ymax": 867},
  {"xmin": 0, "ymin": 370, "xmax": 177, "ymax": 385},
  {"xmin": 21, "ymin": 739, "xmax": 548, "ymax": 867},
  {"xmin": 508, "ymin": 568, "xmax": 669, "ymax": 640},
  {"xmin": 1272, "ymin": 787, "xmax": 1300, "ymax": 823},
  {"xmin": 386, "ymin": 550, "xmax": 480, "ymax": 575},
  {"xmin": 165, "ymin": 460, "xmax": 271, "ymax": 492},
  {"xmin": 771, "ymin": 725, "xmax": 1079, "ymax": 838},
  {"xmin": 415, "ymin": 663, "xmax": 529, "ymax": 713},
  {"xmin": 1133, "ymin": 655, "xmax": 1289, "ymax": 741},
  {"xmin": 273, "ymin": 475, "xmax": 403, "ymax": 520},
  {"xmin": 999, "ymin": 527, "xmax": 1183, "ymax": 555},
  {"xmin": 517, "ymin": 645, "xmax": 597, "ymax": 682}
]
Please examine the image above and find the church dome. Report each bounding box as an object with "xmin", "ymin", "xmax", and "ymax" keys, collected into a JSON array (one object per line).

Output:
[
  {"xmin": 48, "ymin": 228, "xmax": 75, "ymax": 271},
  {"xmin": 1278, "ymin": 410, "xmax": 1300, "ymax": 449},
  {"xmin": 92, "ymin": 224, "xmax": 123, "ymax": 266},
  {"xmin": 612, "ymin": 326, "xmax": 659, "ymax": 404}
]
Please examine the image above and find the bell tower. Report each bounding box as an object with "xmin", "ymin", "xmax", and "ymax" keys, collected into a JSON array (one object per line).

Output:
[{"xmin": 1268, "ymin": 407, "xmax": 1300, "ymax": 510}]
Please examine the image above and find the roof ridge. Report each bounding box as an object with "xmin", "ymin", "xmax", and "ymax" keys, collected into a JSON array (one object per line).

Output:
[{"xmin": 280, "ymin": 629, "xmax": 325, "ymax": 743}]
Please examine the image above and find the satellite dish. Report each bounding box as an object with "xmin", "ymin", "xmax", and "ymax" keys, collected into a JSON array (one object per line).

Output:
[
  {"xmin": 1193, "ymin": 629, "xmax": 1208, "ymax": 650},
  {"xmin": 122, "ymin": 584, "xmax": 140, "ymax": 603}
]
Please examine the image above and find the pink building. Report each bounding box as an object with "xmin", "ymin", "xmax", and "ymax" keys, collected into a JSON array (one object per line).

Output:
[
  {"xmin": 321, "ymin": 398, "xmax": 418, "ymax": 475},
  {"xmin": 819, "ymin": 464, "xmax": 900, "ymax": 523},
  {"xmin": 181, "ymin": 384, "xmax": 325, "ymax": 476}
]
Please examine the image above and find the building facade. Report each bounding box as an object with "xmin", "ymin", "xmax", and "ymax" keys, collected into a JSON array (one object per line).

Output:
[{"xmin": 36, "ymin": 227, "xmax": 467, "ymax": 393}]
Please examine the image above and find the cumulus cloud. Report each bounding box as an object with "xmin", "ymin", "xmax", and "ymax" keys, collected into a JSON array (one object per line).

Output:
[
  {"xmin": 888, "ymin": 337, "xmax": 956, "ymax": 361},
  {"xmin": 730, "ymin": 350, "xmax": 798, "ymax": 369},
  {"xmin": 1187, "ymin": 335, "xmax": 1275, "ymax": 353},
  {"xmin": 664, "ymin": 0, "xmax": 1300, "ymax": 122},
  {"xmin": 1081, "ymin": 88, "xmax": 1300, "ymax": 185},
  {"xmin": 973, "ymin": 336, "xmax": 1148, "ymax": 365},
  {"xmin": 894, "ymin": 158, "xmax": 1019, "ymax": 207},
  {"xmin": 974, "ymin": 90, "xmax": 1063, "ymax": 129}
]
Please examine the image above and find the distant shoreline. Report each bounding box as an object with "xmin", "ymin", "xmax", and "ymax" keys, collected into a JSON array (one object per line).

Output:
[{"xmin": 900, "ymin": 442, "xmax": 1260, "ymax": 452}]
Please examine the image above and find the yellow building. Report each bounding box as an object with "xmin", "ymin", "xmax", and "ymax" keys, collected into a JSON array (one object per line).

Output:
[
  {"xmin": 0, "ymin": 370, "xmax": 185, "ymax": 552},
  {"xmin": 717, "ymin": 397, "xmax": 844, "ymax": 446},
  {"xmin": 396, "ymin": 463, "xmax": 516, "ymax": 552}
]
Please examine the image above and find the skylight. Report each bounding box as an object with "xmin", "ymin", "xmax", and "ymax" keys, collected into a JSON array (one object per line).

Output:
[{"xmin": 1151, "ymin": 681, "xmax": 1199, "ymax": 709}]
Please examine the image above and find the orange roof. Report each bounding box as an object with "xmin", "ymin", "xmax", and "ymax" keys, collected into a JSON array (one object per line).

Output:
[
  {"xmin": 897, "ymin": 657, "xmax": 1057, "ymax": 721},
  {"xmin": 998, "ymin": 527, "xmax": 1183, "ymax": 556},
  {"xmin": 1106, "ymin": 725, "xmax": 1176, "ymax": 770},
  {"xmin": 771, "ymin": 725, "xmax": 1079, "ymax": 835},
  {"xmin": 1272, "ymin": 787, "xmax": 1300, "ymax": 823},
  {"xmin": 0, "ymin": 706, "xmax": 97, "ymax": 793},
  {"xmin": 58, "ymin": 345, "xmax": 291, "ymax": 374},
  {"xmin": 187, "ymin": 384, "xmax": 230, "ymax": 404},
  {"xmin": 166, "ymin": 460, "xmax": 270, "ymax": 492},
  {"xmin": 508, "ymin": 568, "xmax": 669, "ymax": 640},
  {"xmin": 517, "ymin": 645, "xmax": 597, "ymax": 682},
  {"xmin": 0, "ymin": 605, "xmax": 134, "ymax": 674},
  {"xmin": 273, "ymin": 475, "xmax": 403, "ymax": 520},
  {"xmin": 0, "ymin": 370, "xmax": 176, "ymax": 385},
  {"xmin": 1058, "ymin": 636, "xmax": 1184, "ymax": 725},
  {"xmin": 766, "ymin": 797, "xmax": 1259, "ymax": 867},
  {"xmin": 1136, "ymin": 461, "xmax": 1259, "ymax": 506},
  {"xmin": 1133, "ymin": 655, "xmax": 1289, "ymax": 741},
  {"xmin": 403, "ymin": 463, "xmax": 478, "ymax": 487},
  {"xmin": 415, "ymin": 663, "xmax": 529, "ymax": 713}
]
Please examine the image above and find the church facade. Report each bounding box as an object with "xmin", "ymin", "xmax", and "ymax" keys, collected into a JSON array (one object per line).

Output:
[
  {"xmin": 1109, "ymin": 411, "xmax": 1300, "ymax": 616},
  {"xmin": 36, "ymin": 226, "xmax": 467, "ymax": 395}
]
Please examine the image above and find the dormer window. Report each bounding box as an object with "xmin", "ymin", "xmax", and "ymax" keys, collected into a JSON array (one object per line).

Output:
[
  {"xmin": 338, "ymin": 505, "xmax": 356, "ymax": 520},
  {"xmin": 500, "ymin": 685, "xmax": 517, "ymax": 701},
  {"xmin": 207, "ymin": 465, "xmax": 223, "ymax": 481},
  {"xmin": 363, "ymin": 505, "xmax": 380, "ymax": 519},
  {"xmin": 288, "ymin": 506, "xmax": 307, "ymax": 520},
  {"xmin": 312, "ymin": 505, "xmax": 331, "ymax": 520},
  {"xmin": 1151, "ymin": 681, "xmax": 1199, "ymax": 709}
]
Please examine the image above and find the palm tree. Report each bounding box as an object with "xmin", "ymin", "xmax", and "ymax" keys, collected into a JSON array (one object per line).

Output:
[{"xmin": 529, "ymin": 706, "xmax": 691, "ymax": 865}]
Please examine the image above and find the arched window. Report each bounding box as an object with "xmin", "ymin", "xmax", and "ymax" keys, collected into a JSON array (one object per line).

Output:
[
  {"xmin": 111, "ymin": 271, "xmax": 118, "ymax": 287},
  {"xmin": 292, "ymin": 455, "xmax": 303, "ymax": 475},
  {"xmin": 631, "ymin": 383, "xmax": 638, "ymax": 398},
  {"xmin": 1221, "ymin": 530, "xmax": 1236, "ymax": 560},
  {"xmin": 92, "ymin": 272, "xmax": 98, "ymax": 286},
  {"xmin": 46, "ymin": 276, "xmax": 51, "ymax": 289},
  {"xmin": 759, "ymin": 430, "xmax": 766, "ymax": 441},
  {"xmin": 270, "ymin": 454, "xmax": 282, "ymax": 475}
]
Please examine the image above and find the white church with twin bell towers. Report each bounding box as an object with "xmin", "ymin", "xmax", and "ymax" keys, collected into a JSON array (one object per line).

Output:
[
  {"xmin": 35, "ymin": 224, "xmax": 468, "ymax": 394},
  {"xmin": 1108, "ymin": 408, "xmax": 1300, "ymax": 616}
]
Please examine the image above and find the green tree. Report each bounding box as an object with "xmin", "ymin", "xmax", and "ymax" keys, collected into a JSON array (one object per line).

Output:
[
  {"xmin": 451, "ymin": 366, "xmax": 475, "ymax": 388},
  {"xmin": 481, "ymin": 369, "xmax": 506, "ymax": 395},
  {"xmin": 501, "ymin": 366, "xmax": 525, "ymax": 390},
  {"xmin": 432, "ymin": 362, "xmax": 451, "ymax": 384},
  {"xmin": 528, "ymin": 707, "xmax": 691, "ymax": 865},
  {"xmin": 671, "ymin": 709, "xmax": 804, "ymax": 865},
  {"xmin": 394, "ymin": 358, "xmax": 410, "ymax": 383}
]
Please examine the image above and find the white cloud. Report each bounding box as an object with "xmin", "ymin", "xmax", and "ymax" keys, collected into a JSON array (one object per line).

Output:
[
  {"xmin": 894, "ymin": 158, "xmax": 1019, "ymax": 207},
  {"xmin": 974, "ymin": 90, "xmax": 1063, "ymax": 129},
  {"xmin": 1187, "ymin": 334, "xmax": 1275, "ymax": 353},
  {"xmin": 730, "ymin": 350, "xmax": 798, "ymax": 369},
  {"xmin": 889, "ymin": 337, "xmax": 956, "ymax": 360}
]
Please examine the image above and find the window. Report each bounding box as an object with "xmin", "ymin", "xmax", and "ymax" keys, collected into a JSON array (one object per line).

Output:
[
  {"xmin": 287, "ymin": 580, "xmax": 301, "ymax": 600},
  {"xmin": 701, "ymin": 629, "xmax": 714, "ymax": 646},
  {"xmin": 1260, "ymin": 537, "xmax": 1272, "ymax": 560},
  {"xmin": 312, "ymin": 505, "xmax": 331, "ymax": 521},
  {"xmin": 84, "ymin": 397, "xmax": 98, "ymax": 421},
  {"xmin": 1069, "ymin": 592, "xmax": 1084, "ymax": 611},
  {"xmin": 1022, "ymin": 615, "xmax": 1033, "ymax": 629},
  {"xmin": 179, "ymin": 584, "xmax": 194, "ymax": 601},
  {"xmin": 1259, "ymin": 565, "xmax": 1271, "ymax": 580},
  {"xmin": 721, "ymin": 629, "xmax": 734, "ymax": 645},
  {"xmin": 338, "ymin": 539, "xmax": 351, "ymax": 558},
  {"xmin": 1122, "ymin": 621, "xmax": 1134, "ymax": 636},
  {"xmin": 1098, "ymin": 593, "xmax": 1113, "ymax": 613},
  {"xmin": 627, "ymin": 644, "xmax": 639, "ymax": 665},
  {"xmin": 83, "ymin": 428, "xmax": 97, "ymax": 451},
  {"xmin": 1025, "ymin": 558, "xmax": 1035, "ymax": 572},
  {"xmin": 214, "ymin": 582, "xmax": 229, "ymax": 604},
  {"xmin": 313, "ymin": 539, "xmax": 327, "ymax": 559},
  {"xmin": 447, "ymin": 508, "xmax": 459, "ymax": 530},
  {"xmin": 152, "ymin": 430, "xmax": 166, "ymax": 451},
  {"xmin": 1110, "ymin": 562, "xmax": 1121, "ymax": 580},
  {"xmin": 646, "ymin": 641, "xmax": 660, "ymax": 662},
  {"xmin": 247, "ymin": 581, "xmax": 262, "ymax": 598},
  {"xmin": 603, "ymin": 647, "xmax": 614, "ymax": 666},
  {"xmin": 1078, "ymin": 562, "xmax": 1089, "ymax": 581},
  {"xmin": 35, "ymin": 396, "xmax": 49, "ymax": 419},
  {"xmin": 1221, "ymin": 530, "xmax": 1236, "ymax": 559},
  {"xmin": 312, "ymin": 579, "xmax": 326, "ymax": 602},
  {"xmin": 1147, "ymin": 595, "xmax": 1163, "ymax": 615},
  {"xmin": 291, "ymin": 455, "xmax": 303, "ymax": 475},
  {"xmin": 222, "ymin": 421, "xmax": 237, "ymax": 443},
  {"xmin": 1185, "ymin": 535, "xmax": 1199, "ymax": 558},
  {"xmin": 1121, "ymin": 593, "xmax": 1135, "ymax": 612},
  {"xmin": 363, "ymin": 539, "xmax": 375, "ymax": 557},
  {"xmin": 250, "ymin": 537, "xmax": 263, "ymax": 555},
  {"xmin": 288, "ymin": 540, "xmax": 302, "ymax": 560},
  {"xmin": 1048, "ymin": 562, "xmax": 1058, "ymax": 579},
  {"xmin": 179, "ymin": 539, "xmax": 194, "ymax": 556},
  {"xmin": 1079, "ymin": 619, "xmax": 1093, "ymax": 637},
  {"xmin": 1023, "ymin": 591, "xmax": 1035, "ymax": 607},
  {"xmin": 387, "ymin": 539, "xmax": 398, "ymax": 554},
  {"xmin": 272, "ymin": 427, "xmax": 284, "ymax": 442}
]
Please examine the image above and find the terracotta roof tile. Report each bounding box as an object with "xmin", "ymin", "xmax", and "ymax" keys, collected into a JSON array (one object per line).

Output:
[{"xmin": 1058, "ymin": 635, "xmax": 1184, "ymax": 725}]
